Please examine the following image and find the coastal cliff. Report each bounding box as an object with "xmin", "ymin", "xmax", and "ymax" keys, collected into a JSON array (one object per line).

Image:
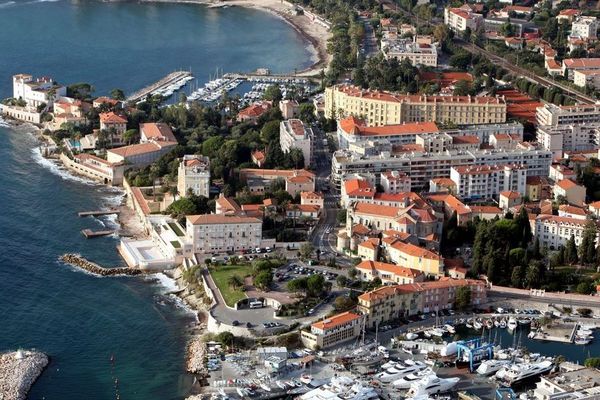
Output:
[{"xmin": 0, "ymin": 350, "xmax": 49, "ymax": 400}]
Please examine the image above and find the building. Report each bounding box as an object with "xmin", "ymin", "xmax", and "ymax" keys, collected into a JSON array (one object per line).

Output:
[
  {"xmin": 93, "ymin": 96, "xmax": 121, "ymax": 109},
  {"xmin": 251, "ymin": 150, "xmax": 266, "ymax": 167},
  {"xmin": 562, "ymin": 58, "xmax": 600, "ymax": 80},
  {"xmin": 52, "ymin": 97, "xmax": 88, "ymax": 131},
  {"xmin": 140, "ymin": 122, "xmax": 176, "ymax": 143},
  {"xmin": 558, "ymin": 204, "xmax": 588, "ymax": 219},
  {"xmin": 549, "ymin": 164, "xmax": 576, "ymax": 182},
  {"xmin": 554, "ymin": 179, "xmax": 586, "ymax": 205},
  {"xmin": 237, "ymin": 101, "xmax": 272, "ymax": 124},
  {"xmin": 534, "ymin": 214, "xmax": 599, "ymax": 249},
  {"xmin": 526, "ymin": 176, "xmax": 544, "ymax": 201},
  {"xmin": 355, "ymin": 260, "xmax": 424, "ymax": 285},
  {"xmin": 300, "ymin": 312, "xmax": 363, "ymax": 349},
  {"xmin": 534, "ymin": 365, "xmax": 600, "ymax": 400},
  {"xmin": 537, "ymin": 123, "xmax": 600, "ymax": 159},
  {"xmin": 573, "ymin": 69, "xmax": 600, "ymax": 89},
  {"xmin": 536, "ymin": 104, "xmax": 600, "ymax": 127},
  {"xmin": 444, "ymin": 7, "xmax": 483, "ymax": 33},
  {"xmin": 341, "ymin": 178, "xmax": 376, "ymax": 207},
  {"xmin": 380, "ymin": 170, "xmax": 411, "ymax": 193},
  {"xmin": 450, "ymin": 164, "xmax": 527, "ymax": 200},
  {"xmin": 571, "ymin": 16, "xmax": 598, "ymax": 39},
  {"xmin": 239, "ymin": 168, "xmax": 316, "ymax": 195},
  {"xmin": 185, "ymin": 214, "xmax": 262, "ymax": 254},
  {"xmin": 280, "ymin": 119, "xmax": 313, "ymax": 167},
  {"xmin": 324, "ymin": 85, "xmax": 506, "ymax": 127},
  {"xmin": 357, "ymin": 278, "xmax": 486, "ymax": 328},
  {"xmin": 430, "ymin": 177, "xmax": 457, "ymax": 194},
  {"xmin": 380, "ymin": 33, "xmax": 438, "ymax": 67},
  {"xmin": 106, "ymin": 140, "xmax": 177, "ymax": 168},
  {"xmin": 12, "ymin": 73, "xmax": 66, "ymax": 108},
  {"xmin": 499, "ymin": 190, "xmax": 522, "ymax": 210},
  {"xmin": 383, "ymin": 240, "xmax": 444, "ymax": 276},
  {"xmin": 62, "ymin": 153, "xmax": 125, "ymax": 185},
  {"xmin": 300, "ymin": 191, "xmax": 324, "ymax": 208},
  {"xmin": 177, "ymin": 154, "xmax": 210, "ymax": 198},
  {"xmin": 279, "ymin": 100, "xmax": 300, "ymax": 119},
  {"xmin": 99, "ymin": 112, "xmax": 128, "ymax": 145}
]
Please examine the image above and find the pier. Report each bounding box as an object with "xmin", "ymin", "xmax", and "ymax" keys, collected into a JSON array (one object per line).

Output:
[
  {"xmin": 0, "ymin": 350, "xmax": 48, "ymax": 400},
  {"xmin": 59, "ymin": 254, "xmax": 147, "ymax": 277},
  {"xmin": 78, "ymin": 209, "xmax": 120, "ymax": 217},
  {"xmin": 127, "ymin": 70, "xmax": 192, "ymax": 103},
  {"xmin": 224, "ymin": 72, "xmax": 318, "ymax": 83},
  {"xmin": 81, "ymin": 229, "xmax": 115, "ymax": 238}
]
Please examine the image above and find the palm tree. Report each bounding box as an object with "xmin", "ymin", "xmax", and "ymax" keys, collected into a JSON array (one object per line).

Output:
[{"xmin": 227, "ymin": 275, "xmax": 243, "ymax": 290}]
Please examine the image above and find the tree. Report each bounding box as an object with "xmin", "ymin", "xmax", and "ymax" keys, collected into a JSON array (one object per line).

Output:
[
  {"xmin": 228, "ymin": 275, "xmax": 244, "ymax": 290},
  {"xmin": 110, "ymin": 88, "xmax": 125, "ymax": 100},
  {"xmin": 577, "ymin": 307, "xmax": 593, "ymax": 317},
  {"xmin": 511, "ymin": 265, "xmax": 524, "ymax": 288},
  {"xmin": 564, "ymin": 234, "xmax": 579, "ymax": 265},
  {"xmin": 336, "ymin": 209, "xmax": 347, "ymax": 224},
  {"xmin": 263, "ymin": 85, "xmax": 283, "ymax": 103},
  {"xmin": 348, "ymin": 268, "xmax": 358, "ymax": 279},
  {"xmin": 306, "ymin": 274, "xmax": 325, "ymax": 297},
  {"xmin": 525, "ymin": 262, "xmax": 542, "ymax": 288},
  {"xmin": 215, "ymin": 331, "xmax": 234, "ymax": 347},
  {"xmin": 336, "ymin": 275, "xmax": 348, "ymax": 287},
  {"xmin": 334, "ymin": 295, "xmax": 356, "ymax": 311},
  {"xmin": 585, "ymin": 357, "xmax": 600, "ymax": 368},
  {"xmin": 579, "ymin": 220, "xmax": 597, "ymax": 265},
  {"xmin": 433, "ymin": 24, "xmax": 451, "ymax": 44},
  {"xmin": 287, "ymin": 277, "xmax": 308, "ymax": 293},
  {"xmin": 123, "ymin": 129, "xmax": 139, "ymax": 145},
  {"xmin": 254, "ymin": 270, "xmax": 273, "ymax": 291},
  {"xmin": 576, "ymin": 281, "xmax": 595, "ymax": 294},
  {"xmin": 166, "ymin": 197, "xmax": 197, "ymax": 218},
  {"xmin": 299, "ymin": 243, "xmax": 314, "ymax": 260},
  {"xmin": 455, "ymin": 286, "xmax": 471, "ymax": 310},
  {"xmin": 515, "ymin": 207, "xmax": 532, "ymax": 248}
]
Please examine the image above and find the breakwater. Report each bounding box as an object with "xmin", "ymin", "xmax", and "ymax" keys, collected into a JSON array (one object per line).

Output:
[
  {"xmin": 59, "ymin": 253, "xmax": 148, "ymax": 276},
  {"xmin": 0, "ymin": 350, "xmax": 48, "ymax": 400}
]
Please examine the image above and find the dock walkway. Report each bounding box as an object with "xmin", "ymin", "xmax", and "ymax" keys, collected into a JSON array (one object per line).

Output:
[
  {"xmin": 81, "ymin": 229, "xmax": 115, "ymax": 238},
  {"xmin": 127, "ymin": 70, "xmax": 192, "ymax": 103},
  {"xmin": 78, "ymin": 209, "xmax": 120, "ymax": 217}
]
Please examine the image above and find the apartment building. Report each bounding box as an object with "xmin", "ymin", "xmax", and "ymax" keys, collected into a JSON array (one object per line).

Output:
[
  {"xmin": 355, "ymin": 260, "xmax": 424, "ymax": 285},
  {"xmin": 357, "ymin": 278, "xmax": 487, "ymax": 328},
  {"xmin": 383, "ymin": 240, "xmax": 444, "ymax": 276},
  {"xmin": 573, "ymin": 69, "xmax": 600, "ymax": 89},
  {"xmin": 450, "ymin": 164, "xmax": 527, "ymax": 200},
  {"xmin": 300, "ymin": 191, "xmax": 324, "ymax": 208},
  {"xmin": 380, "ymin": 33, "xmax": 438, "ymax": 66},
  {"xmin": 571, "ymin": 16, "xmax": 598, "ymax": 39},
  {"xmin": 185, "ymin": 214, "xmax": 262, "ymax": 254},
  {"xmin": 239, "ymin": 168, "xmax": 316, "ymax": 195},
  {"xmin": 280, "ymin": 119, "xmax": 313, "ymax": 167},
  {"xmin": 279, "ymin": 99, "xmax": 300, "ymax": 119},
  {"xmin": 324, "ymin": 85, "xmax": 506, "ymax": 127},
  {"xmin": 12, "ymin": 73, "xmax": 66, "ymax": 108},
  {"xmin": 537, "ymin": 123, "xmax": 600, "ymax": 159},
  {"xmin": 380, "ymin": 170, "xmax": 411, "ymax": 193},
  {"xmin": 331, "ymin": 146, "xmax": 552, "ymax": 190},
  {"xmin": 534, "ymin": 214, "xmax": 599, "ymax": 249},
  {"xmin": 177, "ymin": 154, "xmax": 210, "ymax": 198},
  {"xmin": 300, "ymin": 312, "xmax": 363, "ymax": 350},
  {"xmin": 553, "ymin": 179, "xmax": 586, "ymax": 205},
  {"xmin": 562, "ymin": 58, "xmax": 600, "ymax": 80},
  {"xmin": 444, "ymin": 7, "xmax": 483, "ymax": 33},
  {"xmin": 534, "ymin": 365, "xmax": 600, "ymax": 400},
  {"xmin": 536, "ymin": 104, "xmax": 600, "ymax": 127}
]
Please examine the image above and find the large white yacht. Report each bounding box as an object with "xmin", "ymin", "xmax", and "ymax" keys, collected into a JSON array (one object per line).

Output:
[
  {"xmin": 406, "ymin": 375, "xmax": 460, "ymax": 397},
  {"xmin": 497, "ymin": 360, "xmax": 553, "ymax": 386},
  {"xmin": 375, "ymin": 361, "xmax": 427, "ymax": 383},
  {"xmin": 476, "ymin": 359, "xmax": 511, "ymax": 376},
  {"xmin": 392, "ymin": 368, "xmax": 434, "ymax": 389}
]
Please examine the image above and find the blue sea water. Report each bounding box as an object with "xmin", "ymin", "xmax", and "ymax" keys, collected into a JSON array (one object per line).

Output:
[{"xmin": 0, "ymin": 1, "xmax": 313, "ymax": 398}]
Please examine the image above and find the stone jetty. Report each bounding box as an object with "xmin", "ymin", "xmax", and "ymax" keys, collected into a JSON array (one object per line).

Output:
[
  {"xmin": 0, "ymin": 350, "xmax": 48, "ymax": 400},
  {"xmin": 186, "ymin": 336, "xmax": 208, "ymax": 376},
  {"xmin": 60, "ymin": 253, "xmax": 147, "ymax": 276}
]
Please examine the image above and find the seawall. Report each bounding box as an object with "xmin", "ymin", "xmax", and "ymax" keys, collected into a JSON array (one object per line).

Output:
[
  {"xmin": 0, "ymin": 350, "xmax": 49, "ymax": 400},
  {"xmin": 59, "ymin": 253, "xmax": 148, "ymax": 276}
]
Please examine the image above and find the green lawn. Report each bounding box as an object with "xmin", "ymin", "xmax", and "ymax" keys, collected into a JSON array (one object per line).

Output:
[
  {"xmin": 553, "ymin": 265, "xmax": 598, "ymax": 277},
  {"xmin": 167, "ymin": 222, "xmax": 185, "ymax": 237},
  {"xmin": 209, "ymin": 264, "xmax": 253, "ymax": 307}
]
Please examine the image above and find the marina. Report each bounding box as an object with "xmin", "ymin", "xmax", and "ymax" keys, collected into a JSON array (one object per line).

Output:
[{"xmin": 126, "ymin": 70, "xmax": 193, "ymax": 103}]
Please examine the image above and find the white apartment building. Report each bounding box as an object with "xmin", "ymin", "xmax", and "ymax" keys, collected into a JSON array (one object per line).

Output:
[
  {"xmin": 300, "ymin": 312, "xmax": 363, "ymax": 350},
  {"xmin": 450, "ymin": 164, "xmax": 527, "ymax": 200},
  {"xmin": 571, "ymin": 16, "xmax": 598, "ymax": 39},
  {"xmin": 12, "ymin": 74, "xmax": 66, "ymax": 108},
  {"xmin": 280, "ymin": 119, "xmax": 313, "ymax": 167},
  {"xmin": 536, "ymin": 103, "xmax": 600, "ymax": 127},
  {"xmin": 534, "ymin": 214, "xmax": 599, "ymax": 249},
  {"xmin": 332, "ymin": 147, "xmax": 552, "ymax": 190},
  {"xmin": 444, "ymin": 7, "xmax": 483, "ymax": 33},
  {"xmin": 381, "ymin": 34, "xmax": 438, "ymax": 67},
  {"xmin": 380, "ymin": 170, "xmax": 411, "ymax": 193},
  {"xmin": 177, "ymin": 154, "xmax": 210, "ymax": 198},
  {"xmin": 66, "ymin": 153, "xmax": 125, "ymax": 185},
  {"xmin": 185, "ymin": 214, "xmax": 262, "ymax": 254},
  {"xmin": 573, "ymin": 69, "xmax": 600, "ymax": 89},
  {"xmin": 537, "ymin": 124, "xmax": 600, "ymax": 159},
  {"xmin": 562, "ymin": 58, "xmax": 600, "ymax": 80}
]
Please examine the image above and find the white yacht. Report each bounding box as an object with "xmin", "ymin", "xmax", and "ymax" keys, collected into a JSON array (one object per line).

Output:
[
  {"xmin": 497, "ymin": 360, "xmax": 553, "ymax": 386},
  {"xmin": 375, "ymin": 361, "xmax": 427, "ymax": 383},
  {"xmin": 499, "ymin": 319, "xmax": 507, "ymax": 329},
  {"xmin": 405, "ymin": 332, "xmax": 419, "ymax": 340},
  {"xmin": 444, "ymin": 324, "xmax": 456, "ymax": 334},
  {"xmin": 575, "ymin": 336, "xmax": 592, "ymax": 345},
  {"xmin": 406, "ymin": 375, "xmax": 460, "ymax": 397},
  {"xmin": 473, "ymin": 320, "xmax": 483, "ymax": 330},
  {"xmin": 476, "ymin": 359, "xmax": 511, "ymax": 376},
  {"xmin": 507, "ymin": 317, "xmax": 518, "ymax": 332},
  {"xmin": 392, "ymin": 368, "xmax": 434, "ymax": 389}
]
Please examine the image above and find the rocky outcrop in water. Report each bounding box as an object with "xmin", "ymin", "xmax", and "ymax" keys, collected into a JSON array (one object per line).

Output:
[
  {"xmin": 0, "ymin": 350, "xmax": 48, "ymax": 400},
  {"xmin": 186, "ymin": 336, "xmax": 208, "ymax": 375},
  {"xmin": 60, "ymin": 254, "xmax": 146, "ymax": 276}
]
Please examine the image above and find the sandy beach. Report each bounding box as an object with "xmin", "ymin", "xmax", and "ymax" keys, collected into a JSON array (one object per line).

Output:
[{"xmin": 140, "ymin": 0, "xmax": 332, "ymax": 76}]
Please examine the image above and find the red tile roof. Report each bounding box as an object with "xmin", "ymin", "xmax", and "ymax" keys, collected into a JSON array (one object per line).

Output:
[
  {"xmin": 311, "ymin": 312, "xmax": 361, "ymax": 330},
  {"xmin": 99, "ymin": 111, "xmax": 127, "ymax": 124},
  {"xmin": 186, "ymin": 215, "xmax": 261, "ymax": 225},
  {"xmin": 140, "ymin": 122, "xmax": 176, "ymax": 142},
  {"xmin": 339, "ymin": 116, "xmax": 438, "ymax": 137},
  {"xmin": 356, "ymin": 260, "xmax": 423, "ymax": 278}
]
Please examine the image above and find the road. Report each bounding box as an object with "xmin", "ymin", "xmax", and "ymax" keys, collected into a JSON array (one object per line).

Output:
[{"xmin": 358, "ymin": 15, "xmax": 379, "ymax": 58}]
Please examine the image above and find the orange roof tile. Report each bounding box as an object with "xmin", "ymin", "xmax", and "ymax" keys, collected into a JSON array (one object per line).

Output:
[
  {"xmin": 556, "ymin": 179, "xmax": 578, "ymax": 190},
  {"xmin": 344, "ymin": 179, "xmax": 375, "ymax": 197},
  {"xmin": 186, "ymin": 215, "xmax": 261, "ymax": 225},
  {"xmin": 389, "ymin": 241, "xmax": 441, "ymax": 260},
  {"xmin": 99, "ymin": 111, "xmax": 127, "ymax": 124},
  {"xmin": 356, "ymin": 260, "xmax": 423, "ymax": 278},
  {"xmin": 311, "ymin": 312, "xmax": 361, "ymax": 330},
  {"xmin": 140, "ymin": 122, "xmax": 176, "ymax": 142}
]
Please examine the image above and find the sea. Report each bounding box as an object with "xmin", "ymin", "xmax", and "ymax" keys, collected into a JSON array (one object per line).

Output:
[{"xmin": 0, "ymin": 1, "xmax": 313, "ymax": 398}]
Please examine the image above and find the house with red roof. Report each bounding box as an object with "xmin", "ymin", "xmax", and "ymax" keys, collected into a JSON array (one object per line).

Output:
[
  {"xmin": 553, "ymin": 179, "xmax": 586, "ymax": 205},
  {"xmin": 99, "ymin": 112, "xmax": 128, "ymax": 145},
  {"xmin": 355, "ymin": 260, "xmax": 424, "ymax": 285},
  {"xmin": 237, "ymin": 101, "xmax": 272, "ymax": 124}
]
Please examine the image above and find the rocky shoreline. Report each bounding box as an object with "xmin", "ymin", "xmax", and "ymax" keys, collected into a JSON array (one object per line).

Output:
[
  {"xmin": 0, "ymin": 350, "xmax": 49, "ymax": 400},
  {"xmin": 59, "ymin": 253, "xmax": 148, "ymax": 276}
]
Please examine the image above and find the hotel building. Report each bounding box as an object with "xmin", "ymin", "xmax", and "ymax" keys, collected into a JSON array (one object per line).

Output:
[
  {"xmin": 534, "ymin": 214, "xmax": 599, "ymax": 249},
  {"xmin": 280, "ymin": 119, "xmax": 313, "ymax": 167},
  {"xmin": 300, "ymin": 312, "xmax": 363, "ymax": 349},
  {"xmin": 324, "ymin": 85, "xmax": 506, "ymax": 127},
  {"xmin": 450, "ymin": 164, "xmax": 527, "ymax": 200},
  {"xmin": 355, "ymin": 260, "xmax": 424, "ymax": 285},
  {"xmin": 177, "ymin": 154, "xmax": 210, "ymax": 198},
  {"xmin": 185, "ymin": 214, "xmax": 262, "ymax": 254}
]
